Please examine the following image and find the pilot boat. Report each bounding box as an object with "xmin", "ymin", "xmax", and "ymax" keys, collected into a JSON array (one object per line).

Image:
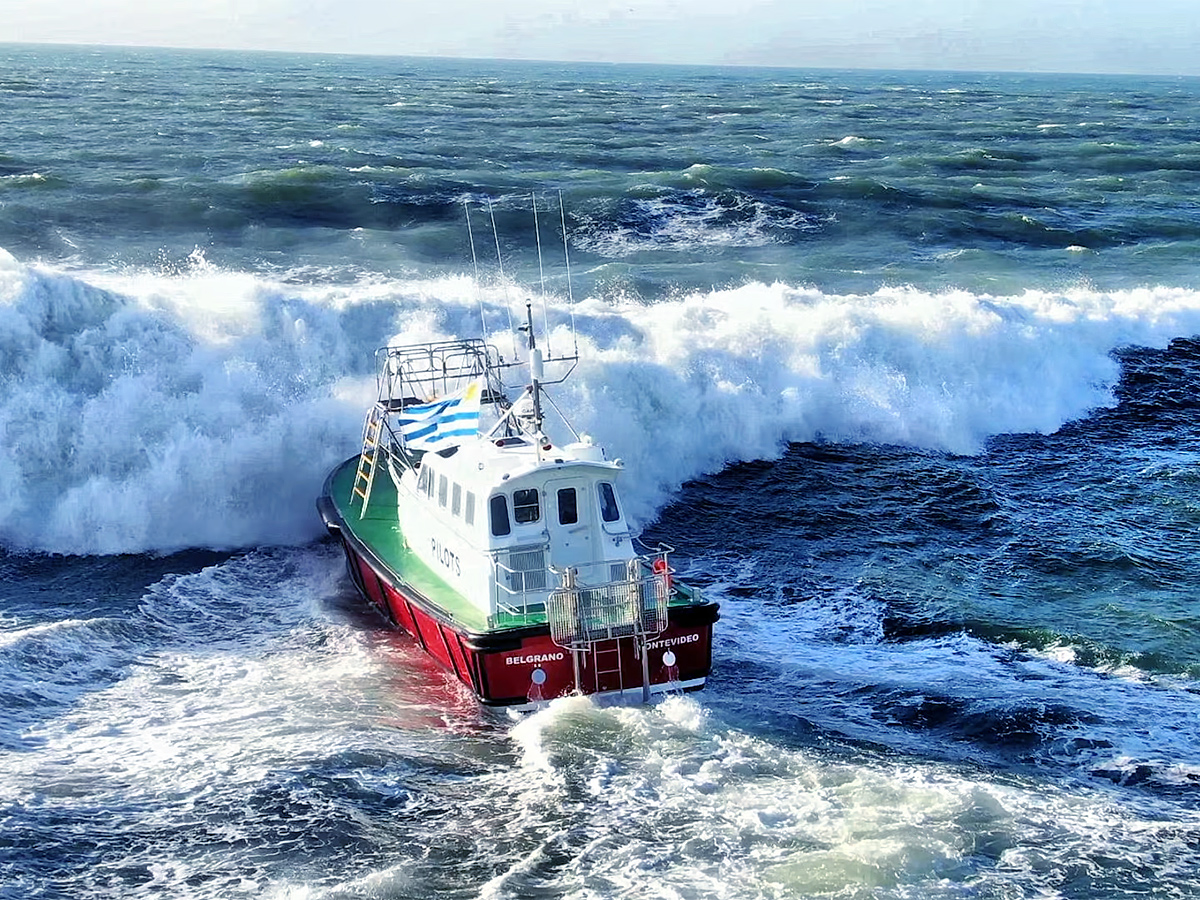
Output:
[{"xmin": 317, "ymin": 304, "xmax": 719, "ymax": 708}]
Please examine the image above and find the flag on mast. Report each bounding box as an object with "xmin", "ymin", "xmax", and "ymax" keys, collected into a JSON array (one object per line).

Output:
[{"xmin": 397, "ymin": 380, "xmax": 483, "ymax": 450}]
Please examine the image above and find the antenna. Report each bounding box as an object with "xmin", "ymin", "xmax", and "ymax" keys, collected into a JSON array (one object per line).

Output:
[
  {"xmin": 559, "ymin": 190, "xmax": 579, "ymax": 356},
  {"xmin": 487, "ymin": 197, "xmax": 518, "ymax": 360},
  {"xmin": 464, "ymin": 199, "xmax": 489, "ymax": 345},
  {"xmin": 522, "ymin": 300, "xmax": 545, "ymax": 442},
  {"xmin": 532, "ymin": 192, "xmax": 552, "ymax": 356}
]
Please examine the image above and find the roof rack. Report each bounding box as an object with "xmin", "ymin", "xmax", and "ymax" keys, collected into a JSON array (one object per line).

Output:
[{"xmin": 374, "ymin": 338, "xmax": 506, "ymax": 410}]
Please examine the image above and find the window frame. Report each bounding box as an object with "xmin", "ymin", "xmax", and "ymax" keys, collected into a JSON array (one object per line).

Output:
[
  {"xmin": 557, "ymin": 487, "xmax": 578, "ymax": 525},
  {"xmin": 598, "ymin": 482, "xmax": 621, "ymax": 523},
  {"xmin": 489, "ymin": 494, "xmax": 511, "ymax": 536},
  {"xmin": 512, "ymin": 487, "xmax": 541, "ymax": 525}
]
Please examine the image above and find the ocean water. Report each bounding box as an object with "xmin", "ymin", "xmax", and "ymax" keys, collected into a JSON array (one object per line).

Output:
[{"xmin": 2, "ymin": 42, "xmax": 1200, "ymax": 898}]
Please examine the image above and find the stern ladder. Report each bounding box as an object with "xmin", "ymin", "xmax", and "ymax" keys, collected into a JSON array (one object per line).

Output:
[{"xmin": 587, "ymin": 642, "xmax": 626, "ymax": 695}]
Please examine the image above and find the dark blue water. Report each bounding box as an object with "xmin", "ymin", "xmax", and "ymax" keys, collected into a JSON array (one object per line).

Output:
[{"xmin": 2, "ymin": 44, "xmax": 1200, "ymax": 899}]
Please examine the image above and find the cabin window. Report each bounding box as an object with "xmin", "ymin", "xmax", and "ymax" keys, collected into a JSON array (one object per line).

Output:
[
  {"xmin": 451, "ymin": 483, "xmax": 462, "ymax": 517},
  {"xmin": 438, "ymin": 474, "xmax": 448, "ymax": 508},
  {"xmin": 490, "ymin": 494, "xmax": 511, "ymax": 536},
  {"xmin": 557, "ymin": 488, "xmax": 578, "ymax": 525},
  {"xmin": 465, "ymin": 491, "xmax": 476, "ymax": 526},
  {"xmin": 598, "ymin": 482, "xmax": 621, "ymax": 522},
  {"xmin": 513, "ymin": 488, "xmax": 540, "ymax": 524},
  {"xmin": 417, "ymin": 467, "xmax": 431, "ymax": 495}
]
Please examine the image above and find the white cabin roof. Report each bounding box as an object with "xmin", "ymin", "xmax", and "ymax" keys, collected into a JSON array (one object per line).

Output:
[{"xmin": 420, "ymin": 432, "xmax": 621, "ymax": 496}]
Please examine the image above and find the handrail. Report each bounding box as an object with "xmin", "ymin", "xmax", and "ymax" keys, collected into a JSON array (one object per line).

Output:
[
  {"xmin": 375, "ymin": 339, "xmax": 502, "ymax": 408},
  {"xmin": 546, "ymin": 562, "xmax": 669, "ymax": 649},
  {"xmin": 488, "ymin": 544, "xmax": 674, "ymax": 643},
  {"xmin": 490, "ymin": 542, "xmax": 552, "ymax": 617}
]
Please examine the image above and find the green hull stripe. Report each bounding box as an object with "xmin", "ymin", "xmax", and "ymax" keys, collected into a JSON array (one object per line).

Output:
[{"xmin": 330, "ymin": 457, "xmax": 544, "ymax": 632}]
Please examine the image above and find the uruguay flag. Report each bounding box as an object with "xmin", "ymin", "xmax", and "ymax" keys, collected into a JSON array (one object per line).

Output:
[{"xmin": 397, "ymin": 379, "xmax": 483, "ymax": 450}]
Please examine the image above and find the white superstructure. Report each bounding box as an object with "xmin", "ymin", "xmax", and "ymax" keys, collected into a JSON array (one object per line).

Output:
[{"xmin": 351, "ymin": 313, "xmax": 672, "ymax": 643}]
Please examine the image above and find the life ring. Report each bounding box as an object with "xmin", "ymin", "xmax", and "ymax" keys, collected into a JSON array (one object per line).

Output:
[{"xmin": 652, "ymin": 557, "xmax": 672, "ymax": 593}]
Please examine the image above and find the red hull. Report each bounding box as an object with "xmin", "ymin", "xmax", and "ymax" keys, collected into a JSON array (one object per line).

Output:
[{"xmin": 322, "ymin": 498, "xmax": 718, "ymax": 707}]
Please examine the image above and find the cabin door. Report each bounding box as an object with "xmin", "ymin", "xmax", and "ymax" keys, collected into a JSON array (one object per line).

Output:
[{"xmin": 545, "ymin": 478, "xmax": 596, "ymax": 571}]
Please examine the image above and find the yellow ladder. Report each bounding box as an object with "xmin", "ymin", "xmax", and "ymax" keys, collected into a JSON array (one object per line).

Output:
[{"xmin": 349, "ymin": 404, "xmax": 384, "ymax": 518}]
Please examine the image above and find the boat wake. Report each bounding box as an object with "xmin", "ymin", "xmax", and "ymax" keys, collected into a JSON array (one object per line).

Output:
[
  {"xmin": 494, "ymin": 690, "xmax": 1196, "ymax": 900},
  {"xmin": 3, "ymin": 535, "xmax": 1196, "ymax": 900}
]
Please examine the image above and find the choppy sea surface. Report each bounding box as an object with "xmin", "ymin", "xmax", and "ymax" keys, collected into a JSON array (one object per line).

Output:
[{"xmin": 3, "ymin": 43, "xmax": 1200, "ymax": 898}]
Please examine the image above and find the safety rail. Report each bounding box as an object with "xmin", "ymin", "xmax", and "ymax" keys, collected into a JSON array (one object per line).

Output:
[
  {"xmin": 491, "ymin": 546, "xmax": 675, "ymax": 643},
  {"xmin": 491, "ymin": 543, "xmax": 552, "ymax": 618},
  {"xmin": 375, "ymin": 339, "xmax": 507, "ymax": 410},
  {"xmin": 546, "ymin": 554, "xmax": 671, "ymax": 650}
]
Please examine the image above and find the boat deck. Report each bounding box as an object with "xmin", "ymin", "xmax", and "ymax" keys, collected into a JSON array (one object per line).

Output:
[{"xmin": 328, "ymin": 456, "xmax": 549, "ymax": 633}]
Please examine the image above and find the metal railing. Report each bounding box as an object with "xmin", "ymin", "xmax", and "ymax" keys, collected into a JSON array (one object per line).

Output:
[
  {"xmin": 491, "ymin": 546, "xmax": 674, "ymax": 645},
  {"xmin": 547, "ymin": 556, "xmax": 670, "ymax": 650},
  {"xmin": 375, "ymin": 339, "xmax": 501, "ymax": 409},
  {"xmin": 492, "ymin": 544, "xmax": 551, "ymax": 618}
]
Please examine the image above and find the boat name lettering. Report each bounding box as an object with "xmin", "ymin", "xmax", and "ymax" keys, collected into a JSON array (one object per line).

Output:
[
  {"xmin": 430, "ymin": 538, "xmax": 461, "ymax": 577},
  {"xmin": 643, "ymin": 633, "xmax": 700, "ymax": 650},
  {"xmin": 505, "ymin": 652, "xmax": 565, "ymax": 665}
]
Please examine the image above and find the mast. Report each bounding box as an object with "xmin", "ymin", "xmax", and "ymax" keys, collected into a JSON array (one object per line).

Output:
[{"xmin": 521, "ymin": 300, "xmax": 545, "ymax": 437}]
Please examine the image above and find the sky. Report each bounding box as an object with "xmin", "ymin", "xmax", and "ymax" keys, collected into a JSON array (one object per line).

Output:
[{"xmin": 4, "ymin": 0, "xmax": 1200, "ymax": 76}]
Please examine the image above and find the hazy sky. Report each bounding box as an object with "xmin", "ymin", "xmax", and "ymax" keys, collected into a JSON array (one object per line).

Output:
[{"xmin": 5, "ymin": 0, "xmax": 1200, "ymax": 75}]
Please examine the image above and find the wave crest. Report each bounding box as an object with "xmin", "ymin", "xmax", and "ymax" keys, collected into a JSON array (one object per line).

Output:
[{"xmin": 3, "ymin": 248, "xmax": 1200, "ymax": 554}]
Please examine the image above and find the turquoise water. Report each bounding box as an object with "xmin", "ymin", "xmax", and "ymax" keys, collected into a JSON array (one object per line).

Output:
[
  {"xmin": 6, "ymin": 46, "xmax": 1200, "ymax": 294},
  {"xmin": 2, "ymin": 44, "xmax": 1200, "ymax": 899}
]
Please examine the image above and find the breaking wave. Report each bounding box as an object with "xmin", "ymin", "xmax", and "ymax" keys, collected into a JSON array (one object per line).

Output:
[{"xmin": 4, "ymin": 245, "xmax": 1200, "ymax": 554}]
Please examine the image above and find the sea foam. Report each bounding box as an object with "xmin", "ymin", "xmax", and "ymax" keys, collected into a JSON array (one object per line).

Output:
[{"xmin": 3, "ymin": 247, "xmax": 1200, "ymax": 555}]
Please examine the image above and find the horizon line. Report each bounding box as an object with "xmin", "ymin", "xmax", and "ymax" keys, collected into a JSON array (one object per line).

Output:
[{"xmin": 4, "ymin": 39, "xmax": 1199, "ymax": 81}]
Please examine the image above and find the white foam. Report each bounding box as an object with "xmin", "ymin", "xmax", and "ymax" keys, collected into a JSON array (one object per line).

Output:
[
  {"xmin": 572, "ymin": 194, "xmax": 810, "ymax": 256},
  {"xmin": 709, "ymin": 570, "xmax": 1200, "ymax": 781},
  {"xmin": 560, "ymin": 281, "xmax": 1200, "ymax": 524},
  {"xmin": 0, "ymin": 617, "xmax": 99, "ymax": 650},
  {"xmin": 831, "ymin": 135, "xmax": 875, "ymax": 146},
  {"xmin": 5, "ymin": 248, "xmax": 1200, "ymax": 554},
  {"xmin": 494, "ymin": 691, "xmax": 1200, "ymax": 900},
  {"xmin": 2, "ymin": 550, "xmax": 382, "ymax": 802}
]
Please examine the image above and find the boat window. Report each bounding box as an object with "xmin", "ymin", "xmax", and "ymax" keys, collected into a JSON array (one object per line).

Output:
[
  {"xmin": 417, "ymin": 467, "xmax": 431, "ymax": 495},
  {"xmin": 451, "ymin": 483, "xmax": 462, "ymax": 517},
  {"xmin": 598, "ymin": 482, "xmax": 621, "ymax": 522},
  {"xmin": 513, "ymin": 488, "xmax": 540, "ymax": 524},
  {"xmin": 557, "ymin": 488, "xmax": 578, "ymax": 525},
  {"xmin": 465, "ymin": 491, "xmax": 476, "ymax": 526},
  {"xmin": 490, "ymin": 494, "xmax": 511, "ymax": 536},
  {"xmin": 438, "ymin": 474, "xmax": 448, "ymax": 508}
]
